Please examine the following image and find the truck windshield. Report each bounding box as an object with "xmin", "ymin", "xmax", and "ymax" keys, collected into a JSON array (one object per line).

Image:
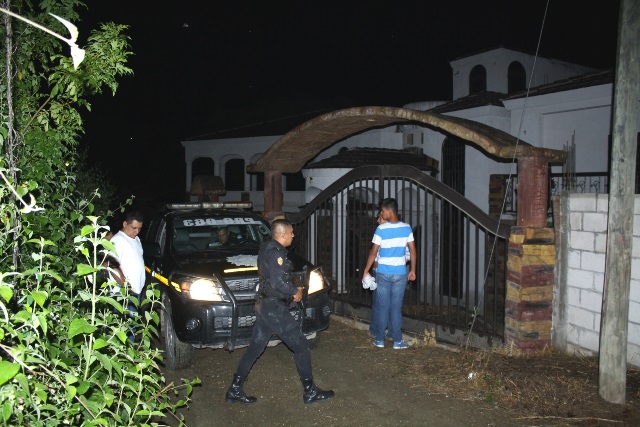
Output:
[{"xmin": 172, "ymin": 221, "xmax": 271, "ymax": 253}]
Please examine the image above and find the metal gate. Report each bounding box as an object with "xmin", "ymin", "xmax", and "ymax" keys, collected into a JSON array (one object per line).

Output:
[{"xmin": 287, "ymin": 165, "xmax": 510, "ymax": 346}]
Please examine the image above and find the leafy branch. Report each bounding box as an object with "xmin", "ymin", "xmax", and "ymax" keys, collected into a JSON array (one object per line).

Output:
[{"xmin": 0, "ymin": 343, "xmax": 97, "ymax": 419}]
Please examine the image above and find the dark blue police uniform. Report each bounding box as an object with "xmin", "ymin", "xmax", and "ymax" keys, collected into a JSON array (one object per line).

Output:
[
  {"xmin": 235, "ymin": 238, "xmax": 312, "ymax": 379},
  {"xmin": 226, "ymin": 236, "xmax": 334, "ymax": 404}
]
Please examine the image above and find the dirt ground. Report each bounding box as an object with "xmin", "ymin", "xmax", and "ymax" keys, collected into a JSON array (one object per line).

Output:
[{"xmin": 159, "ymin": 316, "xmax": 640, "ymax": 427}]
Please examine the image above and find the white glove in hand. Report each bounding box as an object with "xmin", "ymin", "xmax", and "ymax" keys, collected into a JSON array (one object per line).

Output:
[{"xmin": 362, "ymin": 273, "xmax": 377, "ymax": 290}]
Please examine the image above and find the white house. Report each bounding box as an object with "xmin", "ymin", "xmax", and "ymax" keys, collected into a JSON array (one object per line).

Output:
[
  {"xmin": 181, "ymin": 47, "xmax": 609, "ymax": 215},
  {"xmin": 180, "ymin": 47, "xmax": 640, "ymax": 366}
]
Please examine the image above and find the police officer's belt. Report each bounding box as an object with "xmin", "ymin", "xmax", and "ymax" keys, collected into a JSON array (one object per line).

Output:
[{"xmin": 259, "ymin": 294, "xmax": 290, "ymax": 303}]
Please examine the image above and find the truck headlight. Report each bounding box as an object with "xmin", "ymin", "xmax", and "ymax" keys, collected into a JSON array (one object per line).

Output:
[
  {"xmin": 179, "ymin": 276, "xmax": 227, "ymax": 301},
  {"xmin": 308, "ymin": 269, "xmax": 327, "ymax": 294}
]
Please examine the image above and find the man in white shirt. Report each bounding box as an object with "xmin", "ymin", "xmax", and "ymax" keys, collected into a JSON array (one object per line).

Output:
[{"xmin": 109, "ymin": 211, "xmax": 145, "ymax": 339}]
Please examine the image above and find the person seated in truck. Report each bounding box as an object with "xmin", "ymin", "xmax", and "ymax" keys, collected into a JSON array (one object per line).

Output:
[{"xmin": 215, "ymin": 226, "xmax": 242, "ymax": 246}]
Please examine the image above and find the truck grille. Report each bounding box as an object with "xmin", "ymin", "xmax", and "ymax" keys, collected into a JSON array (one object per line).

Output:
[
  {"xmin": 225, "ymin": 276, "xmax": 259, "ymax": 292},
  {"xmin": 214, "ymin": 308, "xmax": 300, "ymax": 329},
  {"xmin": 214, "ymin": 315, "xmax": 257, "ymax": 329}
]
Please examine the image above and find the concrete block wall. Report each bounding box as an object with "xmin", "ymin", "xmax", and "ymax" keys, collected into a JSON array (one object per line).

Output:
[{"xmin": 555, "ymin": 193, "xmax": 640, "ymax": 367}]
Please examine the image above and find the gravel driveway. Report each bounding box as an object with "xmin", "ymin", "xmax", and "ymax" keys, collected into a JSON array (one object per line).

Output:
[{"xmin": 159, "ymin": 316, "xmax": 531, "ymax": 426}]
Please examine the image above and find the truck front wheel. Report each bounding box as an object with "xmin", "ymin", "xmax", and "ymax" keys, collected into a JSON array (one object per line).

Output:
[{"xmin": 162, "ymin": 293, "xmax": 194, "ymax": 369}]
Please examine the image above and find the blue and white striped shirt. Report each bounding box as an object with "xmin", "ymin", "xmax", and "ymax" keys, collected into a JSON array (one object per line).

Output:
[{"xmin": 373, "ymin": 221, "xmax": 414, "ymax": 275}]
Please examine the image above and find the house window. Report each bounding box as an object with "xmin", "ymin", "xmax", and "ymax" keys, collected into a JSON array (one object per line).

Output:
[
  {"xmin": 508, "ymin": 61, "xmax": 526, "ymax": 93},
  {"xmin": 284, "ymin": 171, "xmax": 305, "ymax": 191},
  {"xmin": 191, "ymin": 157, "xmax": 214, "ymax": 181},
  {"xmin": 442, "ymin": 137, "xmax": 465, "ymax": 194},
  {"xmin": 224, "ymin": 158, "xmax": 245, "ymax": 191},
  {"xmin": 250, "ymin": 173, "xmax": 264, "ymax": 191},
  {"xmin": 469, "ymin": 65, "xmax": 486, "ymax": 94}
]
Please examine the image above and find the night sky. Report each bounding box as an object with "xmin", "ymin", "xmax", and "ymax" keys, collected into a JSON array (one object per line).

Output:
[{"xmin": 78, "ymin": 1, "xmax": 621, "ymax": 207}]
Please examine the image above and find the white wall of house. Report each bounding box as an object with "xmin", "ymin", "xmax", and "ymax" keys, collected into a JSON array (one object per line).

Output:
[
  {"xmin": 503, "ymin": 84, "xmax": 613, "ymax": 175},
  {"xmin": 400, "ymin": 82, "xmax": 612, "ymax": 214},
  {"xmin": 181, "ymin": 126, "xmax": 404, "ymax": 212},
  {"xmin": 302, "ymin": 127, "xmax": 403, "ymax": 202},
  {"xmin": 182, "ymin": 135, "xmax": 279, "ymax": 191},
  {"xmin": 389, "ymin": 51, "xmax": 608, "ymax": 214},
  {"xmin": 442, "ymin": 105, "xmax": 514, "ymax": 212},
  {"xmin": 450, "ymin": 47, "xmax": 595, "ymax": 100},
  {"xmin": 310, "ymin": 126, "xmax": 404, "ymax": 163},
  {"xmin": 556, "ymin": 193, "xmax": 640, "ymax": 368},
  {"xmin": 302, "ymin": 168, "xmax": 351, "ymax": 203},
  {"xmin": 400, "ymin": 101, "xmax": 447, "ymax": 166},
  {"xmin": 398, "ymin": 104, "xmax": 516, "ymax": 213},
  {"xmin": 182, "ymin": 135, "xmax": 308, "ymax": 211}
]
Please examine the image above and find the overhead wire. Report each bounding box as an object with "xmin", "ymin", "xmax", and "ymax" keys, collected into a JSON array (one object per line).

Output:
[{"xmin": 465, "ymin": 0, "xmax": 552, "ymax": 349}]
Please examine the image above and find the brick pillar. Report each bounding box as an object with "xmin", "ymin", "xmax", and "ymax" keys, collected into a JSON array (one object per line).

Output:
[
  {"xmin": 505, "ymin": 226, "xmax": 555, "ymax": 352},
  {"xmin": 517, "ymin": 156, "xmax": 549, "ymax": 227},
  {"xmin": 263, "ymin": 171, "xmax": 283, "ymax": 222}
]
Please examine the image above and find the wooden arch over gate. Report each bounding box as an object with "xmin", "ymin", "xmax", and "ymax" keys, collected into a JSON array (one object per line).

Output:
[{"xmin": 247, "ymin": 106, "xmax": 567, "ymax": 226}]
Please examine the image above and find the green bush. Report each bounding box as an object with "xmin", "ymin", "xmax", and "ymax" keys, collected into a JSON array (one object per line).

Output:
[
  {"xmin": 0, "ymin": 2, "xmax": 195, "ymax": 425},
  {"xmin": 0, "ymin": 216, "xmax": 195, "ymax": 426}
]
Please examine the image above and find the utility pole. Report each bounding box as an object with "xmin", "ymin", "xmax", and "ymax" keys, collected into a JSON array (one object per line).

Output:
[{"xmin": 599, "ymin": 0, "xmax": 640, "ymax": 404}]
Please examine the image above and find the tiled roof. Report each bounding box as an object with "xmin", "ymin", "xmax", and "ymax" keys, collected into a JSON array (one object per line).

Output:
[
  {"xmin": 428, "ymin": 91, "xmax": 506, "ymax": 113},
  {"xmin": 503, "ymin": 69, "xmax": 613, "ymax": 100},
  {"xmin": 426, "ymin": 69, "xmax": 613, "ymax": 114},
  {"xmin": 305, "ymin": 147, "xmax": 439, "ymax": 173}
]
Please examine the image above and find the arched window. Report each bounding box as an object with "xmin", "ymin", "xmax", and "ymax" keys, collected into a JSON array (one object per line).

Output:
[
  {"xmin": 469, "ymin": 65, "xmax": 486, "ymax": 94},
  {"xmin": 508, "ymin": 61, "xmax": 526, "ymax": 93},
  {"xmin": 224, "ymin": 158, "xmax": 245, "ymax": 191},
  {"xmin": 192, "ymin": 157, "xmax": 214, "ymax": 181}
]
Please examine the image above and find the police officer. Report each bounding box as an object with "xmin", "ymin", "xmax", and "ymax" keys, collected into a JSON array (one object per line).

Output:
[{"xmin": 225, "ymin": 219, "xmax": 334, "ymax": 405}]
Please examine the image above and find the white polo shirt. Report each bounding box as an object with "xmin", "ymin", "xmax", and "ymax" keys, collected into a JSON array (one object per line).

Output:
[{"xmin": 110, "ymin": 231, "xmax": 145, "ymax": 294}]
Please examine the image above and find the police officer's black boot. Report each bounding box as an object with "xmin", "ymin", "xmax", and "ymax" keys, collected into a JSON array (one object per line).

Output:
[
  {"xmin": 225, "ymin": 374, "xmax": 257, "ymax": 404},
  {"xmin": 301, "ymin": 377, "xmax": 335, "ymax": 404}
]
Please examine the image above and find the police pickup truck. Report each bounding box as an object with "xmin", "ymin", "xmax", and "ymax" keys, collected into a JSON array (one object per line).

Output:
[{"xmin": 142, "ymin": 202, "xmax": 332, "ymax": 369}]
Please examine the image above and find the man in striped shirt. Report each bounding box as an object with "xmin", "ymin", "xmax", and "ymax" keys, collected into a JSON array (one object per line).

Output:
[{"xmin": 362, "ymin": 198, "xmax": 416, "ymax": 349}]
